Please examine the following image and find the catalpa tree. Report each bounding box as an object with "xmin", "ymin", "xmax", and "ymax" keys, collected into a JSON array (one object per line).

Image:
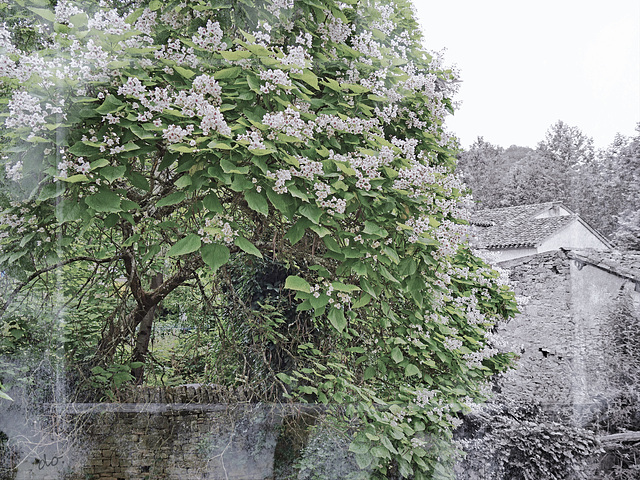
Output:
[{"xmin": 0, "ymin": 0, "xmax": 517, "ymax": 477}]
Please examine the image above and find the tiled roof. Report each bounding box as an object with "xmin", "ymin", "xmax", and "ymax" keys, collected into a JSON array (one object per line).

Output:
[
  {"xmin": 471, "ymin": 202, "xmax": 576, "ymax": 249},
  {"xmin": 569, "ymin": 250, "xmax": 640, "ymax": 282}
]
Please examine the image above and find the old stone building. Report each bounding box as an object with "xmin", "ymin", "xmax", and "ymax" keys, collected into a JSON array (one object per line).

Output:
[
  {"xmin": 471, "ymin": 202, "xmax": 611, "ymax": 262},
  {"xmin": 496, "ymin": 248, "xmax": 640, "ymax": 423}
]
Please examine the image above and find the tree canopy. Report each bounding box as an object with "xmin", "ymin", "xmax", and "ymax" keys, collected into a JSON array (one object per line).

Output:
[{"xmin": 0, "ymin": 0, "xmax": 517, "ymax": 477}]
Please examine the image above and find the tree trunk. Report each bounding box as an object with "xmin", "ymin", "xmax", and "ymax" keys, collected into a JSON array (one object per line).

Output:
[{"xmin": 131, "ymin": 272, "xmax": 163, "ymax": 384}]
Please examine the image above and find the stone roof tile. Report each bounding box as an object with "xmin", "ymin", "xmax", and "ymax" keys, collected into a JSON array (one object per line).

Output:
[{"xmin": 471, "ymin": 202, "xmax": 574, "ymax": 249}]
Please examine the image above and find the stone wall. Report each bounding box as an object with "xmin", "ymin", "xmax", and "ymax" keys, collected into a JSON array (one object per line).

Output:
[
  {"xmin": 0, "ymin": 397, "xmax": 341, "ymax": 480},
  {"xmin": 497, "ymin": 251, "xmax": 575, "ymax": 405},
  {"xmin": 496, "ymin": 249, "xmax": 640, "ymax": 423}
]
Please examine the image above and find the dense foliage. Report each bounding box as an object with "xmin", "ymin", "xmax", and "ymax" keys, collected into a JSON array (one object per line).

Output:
[
  {"xmin": 457, "ymin": 121, "xmax": 640, "ymax": 248},
  {"xmin": 0, "ymin": 0, "xmax": 517, "ymax": 477},
  {"xmin": 455, "ymin": 399, "xmax": 601, "ymax": 480}
]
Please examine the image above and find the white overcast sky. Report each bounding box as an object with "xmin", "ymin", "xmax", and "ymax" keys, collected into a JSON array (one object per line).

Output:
[{"xmin": 412, "ymin": 0, "xmax": 640, "ymax": 150}]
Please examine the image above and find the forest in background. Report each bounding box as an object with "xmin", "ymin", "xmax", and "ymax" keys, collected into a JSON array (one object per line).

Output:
[{"xmin": 456, "ymin": 120, "xmax": 640, "ymax": 250}]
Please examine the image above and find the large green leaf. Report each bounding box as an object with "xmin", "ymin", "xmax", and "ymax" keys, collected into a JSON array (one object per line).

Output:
[
  {"xmin": 100, "ymin": 165, "xmax": 126, "ymax": 183},
  {"xmin": 284, "ymin": 218, "xmax": 312, "ymax": 245},
  {"xmin": 27, "ymin": 7, "xmax": 55, "ymax": 22},
  {"xmin": 96, "ymin": 94, "xmax": 124, "ymax": 114},
  {"xmin": 167, "ymin": 234, "xmax": 201, "ymax": 257},
  {"xmin": 85, "ymin": 189, "xmax": 121, "ymax": 213},
  {"xmin": 299, "ymin": 204, "xmax": 323, "ymax": 224},
  {"xmin": 391, "ymin": 347, "xmax": 404, "ymax": 364},
  {"xmin": 404, "ymin": 364, "xmax": 421, "ymax": 377},
  {"xmin": 203, "ymin": 193, "xmax": 223, "ymax": 213},
  {"xmin": 284, "ymin": 275, "xmax": 311, "ymax": 293},
  {"xmin": 363, "ymin": 220, "xmax": 388, "ymax": 237},
  {"xmin": 266, "ymin": 188, "xmax": 296, "ymax": 219},
  {"xmin": 234, "ymin": 236, "xmax": 262, "ymax": 258},
  {"xmin": 221, "ymin": 50, "xmax": 252, "ymax": 61},
  {"xmin": 328, "ymin": 307, "xmax": 346, "ymax": 332},
  {"xmin": 245, "ymin": 189, "xmax": 269, "ymax": 216},
  {"xmin": 214, "ymin": 67, "xmax": 241, "ymax": 79},
  {"xmin": 156, "ymin": 192, "xmax": 186, "ymax": 208},
  {"xmin": 201, "ymin": 243, "xmax": 230, "ymax": 273},
  {"xmin": 38, "ymin": 183, "xmax": 63, "ymax": 202}
]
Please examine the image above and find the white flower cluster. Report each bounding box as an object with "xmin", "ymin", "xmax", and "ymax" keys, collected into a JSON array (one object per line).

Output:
[
  {"xmin": 267, "ymin": 169, "xmax": 292, "ymax": 194},
  {"xmin": 4, "ymin": 161, "xmax": 22, "ymax": 182},
  {"xmin": 295, "ymin": 156, "xmax": 324, "ymax": 180},
  {"xmin": 315, "ymin": 113, "xmax": 380, "ymax": 137},
  {"xmin": 154, "ymin": 38, "xmax": 198, "ymax": 68},
  {"xmin": 415, "ymin": 388, "xmax": 437, "ymax": 408},
  {"xmin": 162, "ymin": 124, "xmax": 194, "ymax": 144},
  {"xmin": 0, "ymin": 52, "xmax": 15, "ymax": 78},
  {"xmin": 266, "ymin": 0, "xmax": 294, "ymax": 16},
  {"xmin": 374, "ymin": 103, "xmax": 399, "ymax": 125},
  {"xmin": 0, "ymin": 24, "xmax": 17, "ymax": 55},
  {"xmin": 252, "ymin": 22, "xmax": 271, "ymax": 47},
  {"xmin": 236, "ymin": 129, "xmax": 266, "ymax": 150},
  {"xmin": 371, "ymin": 3, "xmax": 395, "ymax": 35},
  {"xmin": 99, "ymin": 132, "xmax": 125, "ymax": 155},
  {"xmin": 403, "ymin": 72, "xmax": 438, "ymax": 97},
  {"xmin": 54, "ymin": 0, "xmax": 83, "ymax": 24},
  {"xmin": 310, "ymin": 281, "xmax": 352, "ymax": 309},
  {"xmin": 279, "ymin": 46, "xmax": 308, "ymax": 73},
  {"xmin": 5, "ymin": 91, "xmax": 47, "ymax": 131},
  {"xmin": 199, "ymin": 215, "xmax": 237, "ymax": 245},
  {"xmin": 311, "ymin": 181, "xmax": 346, "ymax": 215},
  {"xmin": 392, "ymin": 161, "xmax": 448, "ymax": 198},
  {"xmin": 432, "ymin": 220, "xmax": 469, "ymax": 259},
  {"xmin": 314, "ymin": 182, "xmax": 331, "ymax": 201},
  {"xmin": 118, "ymin": 77, "xmax": 147, "ymax": 98},
  {"xmin": 192, "ymin": 20, "xmax": 225, "ymax": 52},
  {"xmin": 259, "ymin": 69, "xmax": 292, "ymax": 93},
  {"xmin": 118, "ymin": 76, "xmax": 230, "ymax": 138},
  {"xmin": 389, "ymin": 30, "xmax": 413, "ymax": 60},
  {"xmin": 0, "ymin": 209, "xmax": 28, "ymax": 238},
  {"xmin": 192, "ymin": 74, "xmax": 222, "ymax": 101},
  {"xmin": 451, "ymin": 293, "xmax": 484, "ymax": 325},
  {"xmin": 391, "ymin": 137, "xmax": 419, "ymax": 161},
  {"xmin": 318, "ymin": 12, "xmax": 353, "ymax": 44},
  {"xmin": 199, "ymin": 103, "xmax": 231, "ymax": 136},
  {"xmin": 262, "ymin": 107, "xmax": 312, "ymax": 141},
  {"xmin": 58, "ymin": 155, "xmax": 90, "ymax": 178},
  {"xmin": 443, "ymin": 336, "xmax": 463, "ymax": 352},
  {"xmin": 88, "ymin": 8, "xmax": 131, "ymax": 35},
  {"xmin": 462, "ymin": 346, "xmax": 496, "ymax": 369},
  {"xmin": 295, "ymin": 31, "xmax": 313, "ymax": 49},
  {"xmin": 404, "ymin": 215, "xmax": 433, "ymax": 244},
  {"xmin": 408, "ymin": 322, "xmax": 430, "ymax": 347},
  {"xmin": 320, "ymin": 195, "xmax": 346, "ymax": 216},
  {"xmin": 133, "ymin": 8, "xmax": 157, "ymax": 35},
  {"xmin": 351, "ymin": 31, "xmax": 382, "ymax": 61},
  {"xmin": 102, "ymin": 113, "xmax": 121, "ymax": 125},
  {"xmin": 160, "ymin": 7, "xmax": 192, "ymax": 30},
  {"xmin": 172, "ymin": 90, "xmax": 204, "ymax": 117}
]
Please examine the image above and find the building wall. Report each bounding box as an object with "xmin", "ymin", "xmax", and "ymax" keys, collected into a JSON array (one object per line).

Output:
[
  {"xmin": 488, "ymin": 247, "xmax": 538, "ymax": 263},
  {"xmin": 496, "ymin": 250, "xmax": 640, "ymax": 423},
  {"xmin": 568, "ymin": 259, "xmax": 640, "ymax": 411},
  {"xmin": 496, "ymin": 251, "xmax": 576, "ymax": 406},
  {"xmin": 533, "ymin": 204, "xmax": 571, "ymax": 218},
  {"xmin": 539, "ymin": 220, "xmax": 609, "ymax": 252}
]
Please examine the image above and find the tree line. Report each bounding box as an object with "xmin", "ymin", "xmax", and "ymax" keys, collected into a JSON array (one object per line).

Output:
[{"xmin": 457, "ymin": 120, "xmax": 640, "ymax": 249}]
